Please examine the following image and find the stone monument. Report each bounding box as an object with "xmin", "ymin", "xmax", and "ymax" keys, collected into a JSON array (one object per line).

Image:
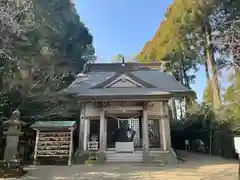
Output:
[{"xmin": 3, "ymin": 110, "xmax": 26, "ymax": 161}]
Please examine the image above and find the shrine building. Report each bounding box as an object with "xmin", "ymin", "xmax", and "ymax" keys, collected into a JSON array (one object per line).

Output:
[{"xmin": 63, "ymin": 62, "xmax": 193, "ymax": 164}]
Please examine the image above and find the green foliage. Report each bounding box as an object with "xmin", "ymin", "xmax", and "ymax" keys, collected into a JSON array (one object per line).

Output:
[
  {"xmin": 111, "ymin": 54, "xmax": 125, "ymax": 63},
  {"xmin": 171, "ymin": 101, "xmax": 237, "ymax": 158},
  {"xmin": 0, "ymin": 0, "xmax": 95, "ymax": 121},
  {"xmin": 141, "ymin": 0, "xmax": 240, "ymax": 117},
  {"xmin": 184, "ymin": 102, "xmax": 216, "ymax": 129},
  {"xmin": 137, "ymin": 0, "xmax": 214, "ymax": 87},
  {"xmin": 138, "ymin": 0, "xmax": 239, "ymax": 110},
  {"xmin": 220, "ymin": 73, "xmax": 240, "ymax": 126}
]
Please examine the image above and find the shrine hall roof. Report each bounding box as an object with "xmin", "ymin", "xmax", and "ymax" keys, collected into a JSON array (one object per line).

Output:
[{"xmin": 62, "ymin": 63, "xmax": 194, "ymax": 100}]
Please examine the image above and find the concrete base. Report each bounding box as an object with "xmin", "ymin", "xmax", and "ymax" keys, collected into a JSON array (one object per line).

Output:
[
  {"xmin": 77, "ymin": 149, "xmax": 177, "ymax": 165},
  {"xmin": 143, "ymin": 151, "xmax": 152, "ymax": 164},
  {"xmin": 97, "ymin": 151, "xmax": 105, "ymax": 164},
  {"xmin": 149, "ymin": 149, "xmax": 177, "ymax": 165}
]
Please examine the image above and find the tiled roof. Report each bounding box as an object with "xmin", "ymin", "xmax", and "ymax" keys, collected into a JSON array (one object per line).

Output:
[
  {"xmin": 31, "ymin": 121, "xmax": 75, "ymax": 129},
  {"xmin": 62, "ymin": 63, "xmax": 193, "ymax": 99}
]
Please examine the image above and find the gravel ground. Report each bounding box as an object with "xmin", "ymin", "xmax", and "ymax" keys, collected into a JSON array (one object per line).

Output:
[{"xmin": 3, "ymin": 152, "xmax": 238, "ymax": 180}]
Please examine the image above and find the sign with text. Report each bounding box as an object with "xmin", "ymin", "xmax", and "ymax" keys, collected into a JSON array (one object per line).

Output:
[{"xmin": 234, "ymin": 137, "xmax": 240, "ymax": 153}]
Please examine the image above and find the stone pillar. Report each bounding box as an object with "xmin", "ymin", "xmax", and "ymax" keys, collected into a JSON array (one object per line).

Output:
[
  {"xmin": 83, "ymin": 119, "xmax": 90, "ymax": 151},
  {"xmin": 4, "ymin": 134, "xmax": 22, "ymax": 161},
  {"xmin": 160, "ymin": 101, "xmax": 171, "ymax": 150},
  {"xmin": 99, "ymin": 110, "xmax": 106, "ymax": 162},
  {"xmin": 142, "ymin": 104, "xmax": 150, "ymax": 163},
  {"xmin": 158, "ymin": 118, "xmax": 163, "ymax": 149},
  {"xmin": 78, "ymin": 117, "xmax": 85, "ymax": 151},
  {"xmin": 164, "ymin": 102, "xmax": 172, "ymax": 149},
  {"xmin": 104, "ymin": 117, "xmax": 107, "ymax": 150},
  {"xmin": 161, "ymin": 117, "xmax": 167, "ymax": 151}
]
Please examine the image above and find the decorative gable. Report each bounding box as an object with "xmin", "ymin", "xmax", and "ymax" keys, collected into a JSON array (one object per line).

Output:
[{"xmin": 104, "ymin": 74, "xmax": 144, "ymax": 88}]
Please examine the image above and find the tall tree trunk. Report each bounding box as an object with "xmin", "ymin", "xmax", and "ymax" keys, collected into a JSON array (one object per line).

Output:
[
  {"xmin": 171, "ymin": 98, "xmax": 177, "ymax": 121},
  {"xmin": 203, "ymin": 56, "xmax": 214, "ymax": 104},
  {"xmin": 182, "ymin": 64, "xmax": 191, "ymax": 111},
  {"xmin": 204, "ymin": 22, "xmax": 221, "ymax": 110},
  {"xmin": 204, "ymin": 60, "xmax": 210, "ymax": 82}
]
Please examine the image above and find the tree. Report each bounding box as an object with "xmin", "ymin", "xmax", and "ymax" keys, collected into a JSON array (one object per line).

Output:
[
  {"xmin": 0, "ymin": 0, "xmax": 37, "ymax": 93},
  {"xmin": 0, "ymin": 0, "xmax": 95, "ymax": 121},
  {"xmin": 111, "ymin": 54, "xmax": 125, "ymax": 63},
  {"xmin": 138, "ymin": 0, "xmax": 239, "ymax": 110}
]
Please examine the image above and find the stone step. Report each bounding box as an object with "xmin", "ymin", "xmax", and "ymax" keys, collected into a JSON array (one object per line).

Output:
[
  {"xmin": 106, "ymin": 153, "xmax": 142, "ymax": 156},
  {"xmin": 106, "ymin": 158, "xmax": 142, "ymax": 163},
  {"xmin": 106, "ymin": 156, "xmax": 142, "ymax": 158},
  {"xmin": 106, "ymin": 155, "xmax": 142, "ymax": 160},
  {"xmin": 105, "ymin": 151, "xmax": 143, "ymax": 162},
  {"xmin": 105, "ymin": 150, "xmax": 143, "ymax": 154}
]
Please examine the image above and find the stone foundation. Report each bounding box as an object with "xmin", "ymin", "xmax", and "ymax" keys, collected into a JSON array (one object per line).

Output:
[
  {"xmin": 149, "ymin": 149, "xmax": 177, "ymax": 165},
  {"xmin": 77, "ymin": 149, "xmax": 177, "ymax": 165}
]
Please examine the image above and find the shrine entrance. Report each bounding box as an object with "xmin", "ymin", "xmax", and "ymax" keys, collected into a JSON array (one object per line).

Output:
[
  {"xmin": 79, "ymin": 100, "xmax": 173, "ymax": 163},
  {"xmin": 106, "ymin": 117, "xmax": 142, "ymax": 149},
  {"xmin": 88, "ymin": 114, "xmax": 161, "ymax": 150}
]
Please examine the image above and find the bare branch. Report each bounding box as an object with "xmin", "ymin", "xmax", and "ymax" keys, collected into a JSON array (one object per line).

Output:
[{"xmin": 214, "ymin": 19, "xmax": 240, "ymax": 71}]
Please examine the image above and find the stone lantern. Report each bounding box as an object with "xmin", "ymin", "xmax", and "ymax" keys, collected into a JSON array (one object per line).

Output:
[{"xmin": 3, "ymin": 110, "xmax": 26, "ymax": 161}]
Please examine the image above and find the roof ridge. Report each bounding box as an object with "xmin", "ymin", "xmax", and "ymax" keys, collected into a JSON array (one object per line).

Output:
[{"xmin": 84, "ymin": 63, "xmax": 162, "ymax": 73}]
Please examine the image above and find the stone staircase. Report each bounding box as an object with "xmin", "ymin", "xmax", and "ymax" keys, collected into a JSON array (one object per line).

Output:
[{"xmin": 105, "ymin": 151, "xmax": 143, "ymax": 163}]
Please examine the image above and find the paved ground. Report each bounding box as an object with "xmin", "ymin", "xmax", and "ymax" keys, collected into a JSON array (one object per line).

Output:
[{"xmin": 4, "ymin": 152, "xmax": 239, "ymax": 180}]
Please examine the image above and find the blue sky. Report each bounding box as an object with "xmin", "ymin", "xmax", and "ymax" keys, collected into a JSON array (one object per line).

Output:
[{"xmin": 76, "ymin": 0, "xmax": 206, "ymax": 101}]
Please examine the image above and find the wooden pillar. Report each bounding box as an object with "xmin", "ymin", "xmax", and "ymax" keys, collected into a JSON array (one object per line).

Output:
[
  {"xmin": 160, "ymin": 101, "xmax": 171, "ymax": 150},
  {"xmin": 158, "ymin": 118, "xmax": 163, "ymax": 149},
  {"xmin": 142, "ymin": 108, "xmax": 149, "ymax": 151},
  {"xmin": 99, "ymin": 110, "xmax": 106, "ymax": 151},
  {"xmin": 78, "ymin": 108, "xmax": 85, "ymax": 152},
  {"xmin": 104, "ymin": 117, "xmax": 107, "ymax": 150},
  {"xmin": 164, "ymin": 102, "xmax": 172, "ymax": 149},
  {"xmin": 142, "ymin": 103, "xmax": 150, "ymax": 163},
  {"xmin": 161, "ymin": 117, "xmax": 167, "ymax": 150},
  {"xmin": 99, "ymin": 110, "xmax": 106, "ymax": 162}
]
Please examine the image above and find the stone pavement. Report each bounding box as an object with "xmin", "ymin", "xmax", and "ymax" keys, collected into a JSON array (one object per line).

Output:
[{"xmin": 3, "ymin": 152, "xmax": 239, "ymax": 180}]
